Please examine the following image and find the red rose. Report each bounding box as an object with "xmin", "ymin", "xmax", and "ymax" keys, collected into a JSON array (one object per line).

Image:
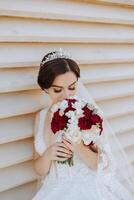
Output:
[
  {"xmin": 64, "ymin": 106, "xmax": 75, "ymax": 113},
  {"xmin": 78, "ymin": 116, "xmax": 92, "ymax": 130},
  {"xmin": 51, "ymin": 110, "xmax": 68, "ymax": 134},
  {"xmin": 91, "ymin": 114, "xmax": 102, "ymax": 124},
  {"xmin": 82, "ymin": 106, "xmax": 91, "ymax": 117},
  {"xmin": 64, "ymin": 98, "xmax": 76, "ymax": 113},
  {"xmin": 91, "ymin": 114, "xmax": 103, "ymax": 135},
  {"xmin": 67, "ymin": 98, "xmax": 77, "ymax": 105}
]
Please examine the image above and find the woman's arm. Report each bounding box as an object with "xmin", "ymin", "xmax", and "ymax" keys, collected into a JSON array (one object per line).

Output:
[
  {"xmin": 74, "ymin": 142, "xmax": 98, "ymax": 170},
  {"xmin": 33, "ymin": 146, "xmax": 52, "ymax": 177},
  {"xmin": 62, "ymin": 137, "xmax": 98, "ymax": 170},
  {"xmin": 33, "ymin": 142, "xmax": 73, "ymax": 176}
]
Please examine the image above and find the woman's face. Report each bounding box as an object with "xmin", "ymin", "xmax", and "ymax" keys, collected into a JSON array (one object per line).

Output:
[{"xmin": 46, "ymin": 71, "xmax": 78, "ymax": 104}]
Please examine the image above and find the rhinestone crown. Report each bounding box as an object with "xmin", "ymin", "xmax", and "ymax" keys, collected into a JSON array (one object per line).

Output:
[{"xmin": 41, "ymin": 48, "xmax": 71, "ymax": 66}]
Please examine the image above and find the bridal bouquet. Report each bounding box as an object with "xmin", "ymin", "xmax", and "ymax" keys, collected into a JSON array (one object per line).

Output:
[{"xmin": 50, "ymin": 95, "xmax": 103, "ymax": 166}]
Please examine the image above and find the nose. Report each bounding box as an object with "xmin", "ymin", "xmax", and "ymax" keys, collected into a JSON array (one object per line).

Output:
[{"xmin": 62, "ymin": 89, "xmax": 70, "ymax": 100}]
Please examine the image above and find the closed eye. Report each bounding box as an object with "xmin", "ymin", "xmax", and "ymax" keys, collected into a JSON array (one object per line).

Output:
[
  {"xmin": 54, "ymin": 87, "xmax": 76, "ymax": 93},
  {"xmin": 69, "ymin": 87, "xmax": 75, "ymax": 90},
  {"xmin": 54, "ymin": 89, "xmax": 62, "ymax": 93}
]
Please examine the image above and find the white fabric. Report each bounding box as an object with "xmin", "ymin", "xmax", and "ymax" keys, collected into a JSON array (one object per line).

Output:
[
  {"xmin": 33, "ymin": 108, "xmax": 101, "ymax": 199},
  {"xmin": 76, "ymin": 79, "xmax": 134, "ymax": 199},
  {"xmin": 32, "ymin": 80, "xmax": 134, "ymax": 200},
  {"xmin": 34, "ymin": 108, "xmax": 47, "ymax": 155}
]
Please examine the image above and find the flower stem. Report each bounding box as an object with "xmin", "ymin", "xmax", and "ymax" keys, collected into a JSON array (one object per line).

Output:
[{"xmin": 57, "ymin": 155, "xmax": 74, "ymax": 166}]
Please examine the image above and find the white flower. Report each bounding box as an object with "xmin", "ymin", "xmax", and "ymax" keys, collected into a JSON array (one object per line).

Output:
[
  {"xmin": 51, "ymin": 104, "xmax": 59, "ymax": 113},
  {"xmin": 68, "ymin": 120, "xmax": 78, "ymax": 130},
  {"xmin": 92, "ymin": 108, "xmax": 98, "ymax": 115},
  {"xmin": 81, "ymin": 125, "xmax": 100, "ymax": 145},
  {"xmin": 87, "ymin": 103, "xmax": 96, "ymax": 111},
  {"xmin": 54, "ymin": 130, "xmax": 64, "ymax": 142},
  {"xmin": 65, "ymin": 110, "xmax": 75, "ymax": 118},
  {"xmin": 75, "ymin": 108, "xmax": 84, "ymax": 117},
  {"xmin": 91, "ymin": 125, "xmax": 101, "ymax": 135},
  {"xmin": 69, "ymin": 94, "xmax": 78, "ymax": 100},
  {"xmin": 64, "ymin": 130, "xmax": 81, "ymax": 144},
  {"xmin": 72, "ymin": 100, "xmax": 85, "ymax": 110},
  {"xmin": 59, "ymin": 109, "xmax": 64, "ymax": 116},
  {"xmin": 81, "ymin": 130, "xmax": 94, "ymax": 145},
  {"xmin": 59, "ymin": 99, "xmax": 68, "ymax": 110}
]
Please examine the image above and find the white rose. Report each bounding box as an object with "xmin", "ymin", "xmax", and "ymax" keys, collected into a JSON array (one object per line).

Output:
[
  {"xmin": 81, "ymin": 130, "xmax": 94, "ymax": 145},
  {"xmin": 75, "ymin": 108, "xmax": 84, "ymax": 117},
  {"xmin": 59, "ymin": 100, "xmax": 68, "ymax": 110},
  {"xmin": 51, "ymin": 104, "xmax": 59, "ymax": 113},
  {"xmin": 87, "ymin": 103, "xmax": 96, "ymax": 111},
  {"xmin": 73, "ymin": 101, "xmax": 84, "ymax": 110},
  {"xmin": 69, "ymin": 95, "xmax": 78, "ymax": 100},
  {"xmin": 65, "ymin": 110, "xmax": 75, "ymax": 118},
  {"xmin": 68, "ymin": 121, "xmax": 78, "ymax": 130},
  {"xmin": 91, "ymin": 125, "xmax": 101, "ymax": 135},
  {"xmin": 59, "ymin": 109, "xmax": 64, "ymax": 116},
  {"xmin": 81, "ymin": 125, "xmax": 100, "ymax": 145},
  {"xmin": 64, "ymin": 130, "xmax": 81, "ymax": 144}
]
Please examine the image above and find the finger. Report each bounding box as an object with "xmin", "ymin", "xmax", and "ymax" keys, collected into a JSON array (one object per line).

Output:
[
  {"xmin": 89, "ymin": 144, "xmax": 98, "ymax": 153},
  {"xmin": 51, "ymin": 155, "xmax": 66, "ymax": 161},
  {"xmin": 62, "ymin": 138, "xmax": 73, "ymax": 146},
  {"xmin": 55, "ymin": 146, "xmax": 72, "ymax": 155},
  {"xmin": 55, "ymin": 156, "xmax": 70, "ymax": 162},
  {"xmin": 62, "ymin": 136, "xmax": 72, "ymax": 144},
  {"xmin": 56, "ymin": 151, "xmax": 72, "ymax": 158},
  {"xmin": 62, "ymin": 139, "xmax": 73, "ymax": 151},
  {"xmin": 56, "ymin": 142, "xmax": 72, "ymax": 151}
]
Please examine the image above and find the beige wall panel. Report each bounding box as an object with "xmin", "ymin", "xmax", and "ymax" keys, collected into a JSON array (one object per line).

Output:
[{"xmin": 0, "ymin": 0, "xmax": 133, "ymax": 199}]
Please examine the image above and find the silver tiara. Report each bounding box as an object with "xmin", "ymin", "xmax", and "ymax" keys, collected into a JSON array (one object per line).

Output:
[{"xmin": 41, "ymin": 48, "xmax": 71, "ymax": 66}]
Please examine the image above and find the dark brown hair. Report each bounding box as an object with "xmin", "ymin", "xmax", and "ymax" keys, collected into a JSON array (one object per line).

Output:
[{"xmin": 37, "ymin": 51, "xmax": 80, "ymax": 90}]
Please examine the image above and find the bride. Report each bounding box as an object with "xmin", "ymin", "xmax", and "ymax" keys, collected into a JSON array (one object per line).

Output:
[{"xmin": 32, "ymin": 49, "xmax": 134, "ymax": 200}]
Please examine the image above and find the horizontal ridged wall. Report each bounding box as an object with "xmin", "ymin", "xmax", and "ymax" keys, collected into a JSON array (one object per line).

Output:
[{"xmin": 0, "ymin": 0, "xmax": 134, "ymax": 199}]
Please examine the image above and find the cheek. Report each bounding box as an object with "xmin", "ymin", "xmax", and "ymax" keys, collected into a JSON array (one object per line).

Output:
[
  {"xmin": 50, "ymin": 92, "xmax": 62, "ymax": 102},
  {"xmin": 70, "ymin": 89, "xmax": 77, "ymax": 95}
]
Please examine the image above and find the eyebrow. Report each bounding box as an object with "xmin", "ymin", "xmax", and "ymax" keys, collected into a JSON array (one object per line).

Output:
[{"xmin": 51, "ymin": 80, "xmax": 77, "ymax": 88}]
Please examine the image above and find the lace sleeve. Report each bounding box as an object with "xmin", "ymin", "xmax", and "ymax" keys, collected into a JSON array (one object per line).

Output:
[
  {"xmin": 34, "ymin": 108, "xmax": 47, "ymax": 156},
  {"xmin": 97, "ymin": 144, "xmax": 110, "ymax": 170}
]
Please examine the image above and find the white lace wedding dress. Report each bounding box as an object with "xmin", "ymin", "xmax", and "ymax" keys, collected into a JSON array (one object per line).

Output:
[{"xmin": 32, "ymin": 107, "xmax": 133, "ymax": 200}]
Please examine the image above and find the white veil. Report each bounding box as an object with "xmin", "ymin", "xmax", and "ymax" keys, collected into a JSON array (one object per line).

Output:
[
  {"xmin": 34, "ymin": 48, "xmax": 134, "ymax": 199},
  {"xmin": 76, "ymin": 78, "xmax": 134, "ymax": 199}
]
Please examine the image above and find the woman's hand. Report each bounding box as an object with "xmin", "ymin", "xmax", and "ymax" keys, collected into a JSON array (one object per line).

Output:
[
  {"xmin": 45, "ymin": 142, "xmax": 73, "ymax": 162},
  {"xmin": 62, "ymin": 136, "xmax": 98, "ymax": 154},
  {"xmin": 62, "ymin": 136, "xmax": 98, "ymax": 170},
  {"xmin": 33, "ymin": 138, "xmax": 74, "ymax": 176},
  {"xmin": 61, "ymin": 136, "xmax": 84, "ymax": 156}
]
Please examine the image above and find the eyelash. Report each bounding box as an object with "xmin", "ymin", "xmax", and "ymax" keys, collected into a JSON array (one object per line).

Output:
[{"xmin": 54, "ymin": 87, "xmax": 75, "ymax": 93}]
